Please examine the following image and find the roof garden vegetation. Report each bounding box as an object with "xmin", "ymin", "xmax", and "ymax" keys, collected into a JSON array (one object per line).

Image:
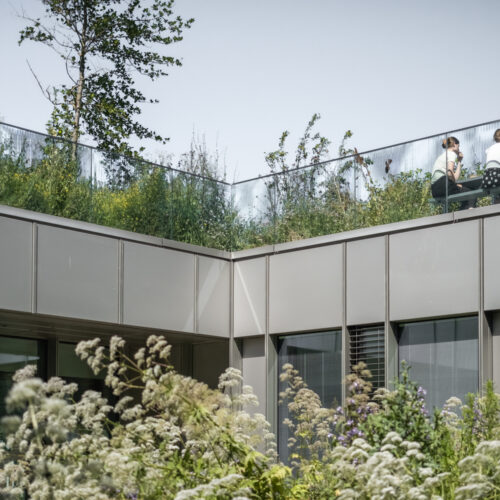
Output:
[{"xmin": 4, "ymin": 117, "xmax": 478, "ymax": 252}]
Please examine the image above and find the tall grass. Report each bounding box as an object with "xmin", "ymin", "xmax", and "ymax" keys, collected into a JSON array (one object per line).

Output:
[{"xmin": 0, "ymin": 136, "xmax": 445, "ymax": 251}]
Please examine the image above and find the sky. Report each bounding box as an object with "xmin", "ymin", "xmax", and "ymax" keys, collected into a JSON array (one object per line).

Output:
[{"xmin": 1, "ymin": 0, "xmax": 500, "ymax": 181}]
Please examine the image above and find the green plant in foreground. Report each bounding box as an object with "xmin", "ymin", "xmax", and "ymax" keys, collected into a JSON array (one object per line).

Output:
[
  {"xmin": 0, "ymin": 336, "xmax": 290, "ymax": 499},
  {"xmin": 283, "ymin": 362, "xmax": 500, "ymax": 499},
  {"xmin": 2, "ymin": 346, "xmax": 500, "ymax": 498}
]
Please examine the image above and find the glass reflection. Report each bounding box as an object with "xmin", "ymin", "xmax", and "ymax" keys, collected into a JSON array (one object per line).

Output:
[
  {"xmin": 277, "ymin": 330, "xmax": 342, "ymax": 462},
  {"xmin": 0, "ymin": 336, "xmax": 47, "ymax": 419},
  {"xmin": 398, "ymin": 316, "xmax": 478, "ymax": 410}
]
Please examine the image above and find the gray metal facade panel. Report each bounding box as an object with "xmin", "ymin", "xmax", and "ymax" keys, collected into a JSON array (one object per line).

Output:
[
  {"xmin": 197, "ymin": 256, "xmax": 230, "ymax": 337},
  {"xmin": 269, "ymin": 245, "xmax": 343, "ymax": 333},
  {"xmin": 123, "ymin": 242, "xmax": 195, "ymax": 332},
  {"xmin": 484, "ymin": 216, "xmax": 500, "ymax": 311},
  {"xmin": 389, "ymin": 220, "xmax": 479, "ymax": 321},
  {"xmin": 0, "ymin": 204, "xmax": 231, "ymax": 259},
  {"xmin": 234, "ymin": 258, "xmax": 266, "ymax": 337},
  {"xmin": 242, "ymin": 337, "xmax": 266, "ymax": 415},
  {"xmin": 0, "ymin": 216, "xmax": 32, "ymax": 312},
  {"xmin": 346, "ymin": 237, "xmax": 385, "ymax": 325},
  {"xmin": 37, "ymin": 225, "xmax": 119, "ymax": 322}
]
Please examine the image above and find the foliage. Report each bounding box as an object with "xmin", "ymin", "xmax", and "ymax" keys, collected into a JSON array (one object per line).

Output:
[
  {"xmin": 359, "ymin": 170, "xmax": 436, "ymax": 227},
  {"xmin": 361, "ymin": 361, "xmax": 432, "ymax": 452},
  {"xmin": 0, "ymin": 135, "xmax": 238, "ymax": 250},
  {"xmin": 262, "ymin": 116, "xmax": 356, "ymax": 243},
  {"xmin": 0, "ymin": 336, "xmax": 289, "ymax": 499},
  {"xmin": 19, "ymin": 0, "xmax": 193, "ymax": 166},
  {"xmin": 280, "ymin": 361, "xmax": 500, "ymax": 500},
  {"xmin": 1, "ymin": 117, "xmax": 495, "ymax": 251},
  {"xmin": 260, "ymin": 116, "xmax": 444, "ymax": 245},
  {"xmin": 3, "ymin": 342, "xmax": 500, "ymax": 498}
]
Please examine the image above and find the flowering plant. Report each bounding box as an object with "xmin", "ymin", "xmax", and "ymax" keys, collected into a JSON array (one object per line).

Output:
[
  {"xmin": 281, "ymin": 361, "xmax": 500, "ymax": 499},
  {"xmin": 0, "ymin": 335, "xmax": 290, "ymax": 499},
  {"xmin": 2, "ymin": 338, "xmax": 500, "ymax": 499}
]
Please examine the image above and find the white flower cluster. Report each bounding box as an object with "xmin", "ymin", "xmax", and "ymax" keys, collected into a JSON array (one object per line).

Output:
[
  {"xmin": 3, "ymin": 338, "xmax": 500, "ymax": 499},
  {"xmin": 173, "ymin": 473, "xmax": 250, "ymax": 500},
  {"xmin": 314, "ymin": 434, "xmax": 448, "ymax": 500},
  {"xmin": 0, "ymin": 335, "xmax": 285, "ymax": 499},
  {"xmin": 280, "ymin": 360, "xmax": 500, "ymax": 498},
  {"xmin": 455, "ymin": 440, "xmax": 500, "ymax": 500}
]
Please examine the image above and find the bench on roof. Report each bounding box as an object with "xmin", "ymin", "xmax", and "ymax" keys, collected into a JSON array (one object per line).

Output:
[{"xmin": 430, "ymin": 184, "xmax": 500, "ymax": 207}]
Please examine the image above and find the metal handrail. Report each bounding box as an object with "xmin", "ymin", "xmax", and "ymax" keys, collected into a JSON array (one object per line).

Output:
[
  {"xmin": 2, "ymin": 117, "xmax": 499, "ymax": 187},
  {"xmin": 0, "ymin": 120, "xmax": 231, "ymax": 186},
  {"xmin": 234, "ymin": 117, "xmax": 500, "ymax": 185}
]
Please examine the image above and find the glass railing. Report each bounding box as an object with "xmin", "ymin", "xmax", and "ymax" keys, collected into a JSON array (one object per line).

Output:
[
  {"xmin": 0, "ymin": 122, "xmax": 234, "ymax": 249},
  {"xmin": 233, "ymin": 119, "xmax": 500, "ymax": 247},
  {"xmin": 1, "ymin": 119, "xmax": 499, "ymax": 251}
]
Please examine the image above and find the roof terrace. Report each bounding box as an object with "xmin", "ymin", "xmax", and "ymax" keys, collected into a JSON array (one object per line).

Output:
[{"xmin": 1, "ymin": 119, "xmax": 499, "ymax": 251}]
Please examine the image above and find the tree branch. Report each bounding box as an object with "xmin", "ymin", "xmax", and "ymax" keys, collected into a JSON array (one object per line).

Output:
[
  {"xmin": 26, "ymin": 59, "xmax": 57, "ymax": 105},
  {"xmin": 65, "ymin": 56, "xmax": 77, "ymax": 84}
]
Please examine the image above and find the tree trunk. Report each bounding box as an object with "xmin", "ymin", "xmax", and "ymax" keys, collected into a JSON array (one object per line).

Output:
[{"xmin": 71, "ymin": 7, "xmax": 88, "ymax": 163}]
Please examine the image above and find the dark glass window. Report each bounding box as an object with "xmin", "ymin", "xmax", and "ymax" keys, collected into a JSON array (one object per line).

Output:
[
  {"xmin": 0, "ymin": 336, "xmax": 47, "ymax": 418},
  {"xmin": 58, "ymin": 342, "xmax": 109, "ymax": 399},
  {"xmin": 398, "ymin": 316, "xmax": 478, "ymax": 410},
  {"xmin": 277, "ymin": 330, "xmax": 342, "ymax": 462}
]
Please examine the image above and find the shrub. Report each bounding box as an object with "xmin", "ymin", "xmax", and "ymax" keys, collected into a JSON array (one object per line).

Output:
[
  {"xmin": 280, "ymin": 362, "xmax": 500, "ymax": 499},
  {"xmin": 3, "ymin": 344, "xmax": 500, "ymax": 498},
  {"xmin": 0, "ymin": 336, "xmax": 290, "ymax": 499}
]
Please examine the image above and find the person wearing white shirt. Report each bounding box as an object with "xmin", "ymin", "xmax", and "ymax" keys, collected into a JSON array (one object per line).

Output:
[
  {"xmin": 431, "ymin": 136, "xmax": 475, "ymax": 209},
  {"xmin": 481, "ymin": 129, "xmax": 500, "ymax": 204},
  {"xmin": 486, "ymin": 129, "xmax": 500, "ymax": 163}
]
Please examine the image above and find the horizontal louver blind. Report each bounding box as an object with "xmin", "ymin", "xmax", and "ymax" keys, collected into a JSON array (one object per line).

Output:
[{"xmin": 349, "ymin": 325, "xmax": 385, "ymax": 391}]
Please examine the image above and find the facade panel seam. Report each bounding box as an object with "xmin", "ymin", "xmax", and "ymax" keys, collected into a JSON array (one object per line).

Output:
[
  {"xmin": 31, "ymin": 223, "xmax": 38, "ymax": 314},
  {"xmin": 118, "ymin": 240, "xmax": 124, "ymax": 324},
  {"xmin": 194, "ymin": 256, "xmax": 199, "ymax": 334},
  {"xmin": 341, "ymin": 241, "xmax": 348, "ymax": 403}
]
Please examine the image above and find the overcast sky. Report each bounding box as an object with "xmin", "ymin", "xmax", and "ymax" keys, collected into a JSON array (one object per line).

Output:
[{"xmin": 1, "ymin": 0, "xmax": 499, "ymax": 181}]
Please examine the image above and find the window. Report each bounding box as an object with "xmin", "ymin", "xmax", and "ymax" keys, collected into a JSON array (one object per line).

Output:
[
  {"xmin": 0, "ymin": 336, "xmax": 47, "ymax": 419},
  {"xmin": 277, "ymin": 330, "xmax": 342, "ymax": 461},
  {"xmin": 398, "ymin": 316, "xmax": 478, "ymax": 410},
  {"xmin": 58, "ymin": 342, "xmax": 110, "ymax": 400},
  {"xmin": 349, "ymin": 324, "xmax": 385, "ymax": 392}
]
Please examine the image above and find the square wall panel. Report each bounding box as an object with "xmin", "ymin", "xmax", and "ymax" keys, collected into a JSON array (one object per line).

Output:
[
  {"xmin": 389, "ymin": 220, "xmax": 479, "ymax": 321},
  {"xmin": 0, "ymin": 217, "xmax": 32, "ymax": 312},
  {"xmin": 484, "ymin": 217, "xmax": 500, "ymax": 311},
  {"xmin": 234, "ymin": 258, "xmax": 266, "ymax": 337},
  {"xmin": 123, "ymin": 242, "xmax": 195, "ymax": 332},
  {"xmin": 269, "ymin": 245, "xmax": 343, "ymax": 333},
  {"xmin": 197, "ymin": 256, "xmax": 230, "ymax": 337},
  {"xmin": 347, "ymin": 237, "xmax": 385, "ymax": 325},
  {"xmin": 37, "ymin": 225, "xmax": 119, "ymax": 322}
]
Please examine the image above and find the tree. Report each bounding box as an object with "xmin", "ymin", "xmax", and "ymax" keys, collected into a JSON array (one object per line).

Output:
[{"xmin": 19, "ymin": 0, "xmax": 194, "ymax": 161}]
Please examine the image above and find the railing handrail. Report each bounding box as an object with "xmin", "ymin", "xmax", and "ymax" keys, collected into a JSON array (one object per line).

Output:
[
  {"xmin": 2, "ymin": 117, "xmax": 500, "ymax": 188},
  {"xmin": 233, "ymin": 117, "xmax": 500, "ymax": 185},
  {"xmin": 0, "ymin": 120, "xmax": 232, "ymax": 186}
]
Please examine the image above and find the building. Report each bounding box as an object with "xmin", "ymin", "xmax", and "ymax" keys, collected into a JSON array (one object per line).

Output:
[
  {"xmin": 2, "ymin": 202, "xmax": 500, "ymax": 451},
  {"xmin": 1, "ymin": 120, "xmax": 500, "ymax": 458}
]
